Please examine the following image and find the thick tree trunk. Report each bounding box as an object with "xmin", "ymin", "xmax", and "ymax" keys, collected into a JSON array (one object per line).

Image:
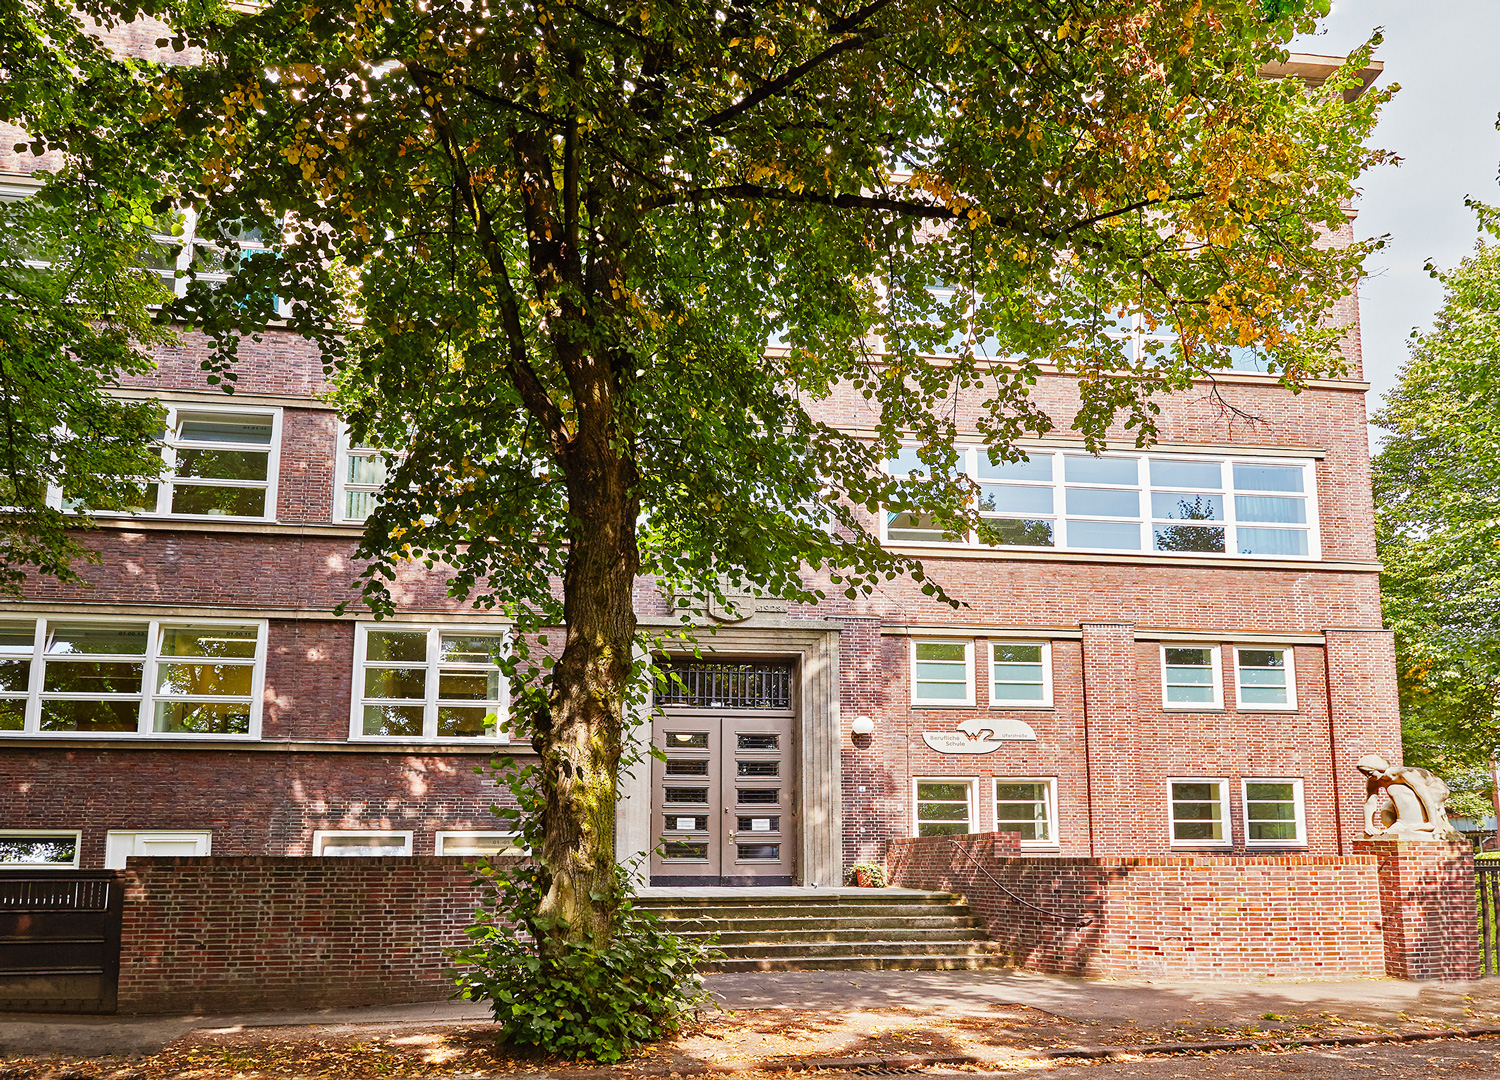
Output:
[{"xmin": 533, "ymin": 422, "xmax": 639, "ymax": 951}]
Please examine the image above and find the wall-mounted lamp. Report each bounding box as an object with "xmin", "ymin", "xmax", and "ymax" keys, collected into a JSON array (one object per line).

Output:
[{"xmin": 851, "ymin": 715, "xmax": 875, "ymax": 736}]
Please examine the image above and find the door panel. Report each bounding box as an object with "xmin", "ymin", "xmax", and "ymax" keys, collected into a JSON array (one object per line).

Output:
[{"xmin": 650, "ymin": 713, "xmax": 795, "ymax": 885}]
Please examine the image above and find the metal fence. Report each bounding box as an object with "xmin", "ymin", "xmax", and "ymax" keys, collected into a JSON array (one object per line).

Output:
[
  {"xmin": 656, "ymin": 660, "xmax": 795, "ymax": 710},
  {"xmin": 1477, "ymin": 861, "xmax": 1500, "ymax": 975},
  {"xmin": 0, "ymin": 871, "xmax": 123, "ymax": 1013}
]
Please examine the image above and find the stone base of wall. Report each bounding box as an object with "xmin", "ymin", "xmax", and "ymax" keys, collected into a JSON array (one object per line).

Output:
[
  {"xmin": 1353, "ymin": 838, "xmax": 1480, "ymax": 980},
  {"xmin": 118, "ymin": 856, "xmax": 511, "ymax": 1014},
  {"xmin": 885, "ymin": 833, "xmax": 1387, "ymax": 980}
]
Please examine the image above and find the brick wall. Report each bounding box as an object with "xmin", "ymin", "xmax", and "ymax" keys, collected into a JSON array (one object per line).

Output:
[
  {"xmin": 886, "ymin": 833, "xmax": 1386, "ymax": 979},
  {"xmin": 1353, "ymin": 838, "xmax": 1480, "ymax": 980},
  {"xmin": 117, "ymin": 856, "xmax": 516, "ymax": 1014}
]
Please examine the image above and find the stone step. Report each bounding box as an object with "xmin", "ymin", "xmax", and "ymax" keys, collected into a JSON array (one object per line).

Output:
[
  {"xmin": 705, "ymin": 939, "xmax": 1006, "ymax": 960},
  {"xmin": 663, "ymin": 915, "xmax": 981, "ymax": 933},
  {"xmin": 707, "ymin": 954, "xmax": 1011, "ymax": 972},
  {"xmin": 639, "ymin": 903, "xmax": 972, "ymax": 922},
  {"xmin": 685, "ymin": 927, "xmax": 991, "ymax": 946},
  {"xmin": 636, "ymin": 892, "xmax": 961, "ymax": 909}
]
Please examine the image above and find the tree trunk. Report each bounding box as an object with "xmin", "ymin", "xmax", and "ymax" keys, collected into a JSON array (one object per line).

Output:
[{"xmin": 533, "ymin": 422, "xmax": 639, "ymax": 951}]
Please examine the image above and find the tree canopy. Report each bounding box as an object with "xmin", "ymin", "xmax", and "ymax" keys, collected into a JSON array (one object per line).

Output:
[
  {"xmin": 1374, "ymin": 208, "xmax": 1500, "ymax": 783},
  {"xmin": 11, "ymin": 0, "xmax": 1387, "ymax": 947}
]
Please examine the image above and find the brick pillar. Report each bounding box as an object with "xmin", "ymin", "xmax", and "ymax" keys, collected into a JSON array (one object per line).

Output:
[
  {"xmin": 1080, "ymin": 622, "xmax": 1137, "ymax": 856},
  {"xmin": 1324, "ymin": 629, "xmax": 1402, "ymax": 853},
  {"xmin": 1353, "ymin": 838, "xmax": 1479, "ymax": 980}
]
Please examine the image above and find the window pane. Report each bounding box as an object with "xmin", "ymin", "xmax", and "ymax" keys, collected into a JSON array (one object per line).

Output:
[
  {"xmin": 364, "ymin": 667, "xmax": 427, "ymax": 699},
  {"xmin": 979, "ymin": 485, "xmax": 1053, "ymax": 515},
  {"xmin": 40, "ymin": 699, "xmax": 139, "ymax": 732},
  {"xmin": 1150, "ymin": 460, "xmax": 1222, "ymax": 488},
  {"xmin": 177, "ymin": 415, "xmax": 274, "ymax": 445},
  {"xmin": 992, "ymin": 680, "xmax": 1044, "ymax": 702},
  {"xmin": 1153, "ymin": 525, "xmax": 1226, "ymax": 553},
  {"xmin": 1151, "ymin": 493, "xmax": 1223, "ymax": 520},
  {"xmin": 1166, "ymin": 683, "xmax": 1215, "ymax": 703},
  {"xmin": 0, "ymin": 837, "xmax": 76, "ymax": 865},
  {"xmin": 0, "ymin": 625, "xmax": 34, "ymax": 653},
  {"xmin": 664, "ymin": 731, "xmax": 708, "ymax": 749},
  {"xmin": 319, "ymin": 835, "xmax": 406, "ymax": 857},
  {"xmin": 887, "ymin": 511, "xmax": 957, "ymax": 542},
  {"xmin": 345, "ymin": 491, "xmax": 379, "ymax": 521},
  {"xmin": 346, "ymin": 454, "xmax": 386, "ymax": 485},
  {"xmin": 1066, "ymin": 520, "xmax": 1141, "ymax": 549},
  {"xmin": 152, "ymin": 701, "xmax": 251, "ymax": 734},
  {"xmin": 916, "ymin": 642, "xmax": 966, "ymax": 663},
  {"xmin": 917, "ymin": 782, "xmax": 968, "ymax": 801},
  {"xmin": 1237, "ymin": 528, "xmax": 1308, "ymax": 556},
  {"xmin": 917, "ymin": 821, "xmax": 969, "ymax": 837},
  {"xmin": 160, "ymin": 626, "xmax": 258, "ymax": 659},
  {"xmin": 886, "ymin": 447, "xmax": 927, "ymax": 475},
  {"xmin": 42, "ymin": 660, "xmax": 144, "ymax": 694},
  {"xmin": 1172, "ymin": 782, "xmax": 1216, "ymax": 802},
  {"xmin": 663, "ymin": 841, "xmax": 709, "ymax": 859},
  {"xmin": 439, "ymin": 634, "xmax": 505, "ymax": 664},
  {"xmin": 977, "ymin": 455, "xmax": 1052, "ymax": 481},
  {"xmin": 1234, "ymin": 495, "xmax": 1306, "ymax": 524},
  {"xmin": 173, "ymin": 448, "xmax": 269, "ymax": 482},
  {"xmin": 437, "ymin": 706, "xmax": 497, "ymax": 738},
  {"xmin": 437, "ymin": 671, "xmax": 500, "ymax": 701},
  {"xmin": 155, "ymin": 663, "xmax": 253, "ymax": 697},
  {"xmin": 737, "ymin": 843, "xmax": 780, "ymax": 860},
  {"xmin": 1233, "ymin": 464, "xmax": 1303, "ymax": 492},
  {"xmin": 1166, "ymin": 648, "xmax": 1212, "ymax": 668},
  {"xmin": 1064, "ymin": 456, "xmax": 1137, "ymax": 485},
  {"xmin": 993, "ymin": 644, "xmax": 1042, "ymax": 665},
  {"xmin": 46, "ymin": 624, "xmax": 148, "ymax": 656},
  {"xmin": 977, "ymin": 519, "xmax": 1055, "ymax": 547},
  {"xmin": 1239, "ymin": 649, "xmax": 1285, "ymax": 670},
  {"xmin": 915, "ymin": 679, "xmax": 968, "ymax": 700},
  {"xmin": 170, "ymin": 484, "xmax": 267, "ymax": 517},
  {"xmin": 363, "ymin": 703, "xmax": 424, "ymax": 737},
  {"xmin": 0, "ymin": 698, "xmax": 24, "ymax": 730},
  {"xmin": 1065, "ymin": 488, "xmax": 1139, "ymax": 517},
  {"xmin": 366, "ymin": 630, "xmax": 427, "ymax": 663},
  {"xmin": 0, "ymin": 659, "xmax": 30, "ymax": 693},
  {"xmin": 1247, "ymin": 781, "xmax": 1296, "ymax": 805}
]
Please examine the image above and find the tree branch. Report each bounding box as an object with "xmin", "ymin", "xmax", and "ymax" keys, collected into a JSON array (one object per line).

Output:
[{"xmin": 653, "ymin": 182, "xmax": 961, "ymax": 219}]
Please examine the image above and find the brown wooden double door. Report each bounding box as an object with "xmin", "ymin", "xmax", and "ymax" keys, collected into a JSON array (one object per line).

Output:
[{"xmin": 649, "ymin": 712, "xmax": 796, "ymax": 886}]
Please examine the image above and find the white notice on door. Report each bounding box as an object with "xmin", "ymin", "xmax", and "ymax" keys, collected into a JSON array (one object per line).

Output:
[
  {"xmin": 751, "ymin": 818, "xmax": 772, "ymax": 832},
  {"xmin": 675, "ymin": 817, "xmax": 696, "ymax": 831}
]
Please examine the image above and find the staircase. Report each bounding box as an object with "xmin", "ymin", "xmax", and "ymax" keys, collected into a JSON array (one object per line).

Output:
[{"xmin": 636, "ymin": 888, "xmax": 1009, "ymax": 972}]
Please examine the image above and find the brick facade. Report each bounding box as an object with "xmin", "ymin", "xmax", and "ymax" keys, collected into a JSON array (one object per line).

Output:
[{"xmin": 1353, "ymin": 838, "xmax": 1481, "ymax": 980}]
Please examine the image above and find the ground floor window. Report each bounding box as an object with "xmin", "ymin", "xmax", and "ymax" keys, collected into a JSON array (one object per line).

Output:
[
  {"xmin": 0, "ymin": 830, "xmax": 80, "ymax": 868},
  {"xmin": 1242, "ymin": 778, "xmax": 1306, "ymax": 846},
  {"xmin": 352, "ymin": 624, "xmax": 509, "ymax": 742},
  {"xmin": 104, "ymin": 830, "xmax": 212, "ymax": 869},
  {"xmin": 312, "ymin": 831, "xmax": 413, "ymax": 857},
  {"xmin": 1167, "ymin": 779, "xmax": 1230, "ymax": 847},
  {"xmin": 914, "ymin": 779, "xmax": 974, "ymax": 837},
  {"xmin": 993, "ymin": 779, "xmax": 1056, "ymax": 845},
  {"xmin": 434, "ymin": 831, "xmax": 526, "ymax": 857}
]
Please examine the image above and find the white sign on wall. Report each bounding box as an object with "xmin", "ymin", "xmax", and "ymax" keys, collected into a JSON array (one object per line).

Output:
[{"xmin": 922, "ymin": 717, "xmax": 1036, "ymax": 754}]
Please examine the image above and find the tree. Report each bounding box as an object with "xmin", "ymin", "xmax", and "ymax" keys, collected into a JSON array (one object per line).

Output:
[
  {"xmin": 1374, "ymin": 209, "xmax": 1500, "ymax": 782},
  {"xmin": 0, "ymin": 1, "xmax": 181, "ymax": 594},
  {"xmin": 28, "ymin": 0, "xmax": 1385, "ymax": 949}
]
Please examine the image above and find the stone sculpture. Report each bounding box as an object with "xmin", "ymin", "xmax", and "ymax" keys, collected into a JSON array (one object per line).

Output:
[{"xmin": 1358, "ymin": 753, "xmax": 1460, "ymax": 840}]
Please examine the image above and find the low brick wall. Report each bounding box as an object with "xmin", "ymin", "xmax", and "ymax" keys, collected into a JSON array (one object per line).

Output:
[
  {"xmin": 1353, "ymin": 838, "xmax": 1479, "ymax": 980},
  {"xmin": 885, "ymin": 833, "xmax": 1386, "ymax": 979},
  {"xmin": 117, "ymin": 856, "xmax": 511, "ymax": 1014}
]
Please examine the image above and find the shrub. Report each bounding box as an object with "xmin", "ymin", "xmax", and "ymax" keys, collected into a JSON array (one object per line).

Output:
[{"xmin": 844, "ymin": 861, "xmax": 887, "ymax": 887}]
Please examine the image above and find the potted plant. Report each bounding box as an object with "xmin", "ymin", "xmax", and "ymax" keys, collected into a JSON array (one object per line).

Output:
[{"xmin": 844, "ymin": 862, "xmax": 887, "ymax": 888}]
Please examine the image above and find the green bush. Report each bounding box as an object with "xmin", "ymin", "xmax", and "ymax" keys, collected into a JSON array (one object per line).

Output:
[{"xmin": 843, "ymin": 861, "xmax": 887, "ymax": 887}]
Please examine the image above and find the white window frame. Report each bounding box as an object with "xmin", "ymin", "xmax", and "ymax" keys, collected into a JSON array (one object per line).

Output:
[
  {"xmin": 350, "ymin": 623, "xmax": 511, "ymax": 743},
  {"xmin": 912, "ymin": 776, "xmax": 976, "ymax": 838},
  {"xmin": 104, "ymin": 829, "xmax": 212, "ymax": 869},
  {"xmin": 1160, "ymin": 644, "xmax": 1224, "ymax": 711},
  {"xmin": 1167, "ymin": 778, "xmax": 1232, "ymax": 849},
  {"xmin": 0, "ymin": 829, "xmax": 82, "ymax": 869},
  {"xmin": 1232, "ymin": 645, "xmax": 1298, "ymax": 712},
  {"xmin": 992, "ymin": 777, "xmax": 1058, "ymax": 848},
  {"xmin": 987, "ymin": 640, "xmax": 1053, "ymax": 708},
  {"xmin": 1241, "ymin": 777, "xmax": 1308, "ymax": 848},
  {"xmin": 312, "ymin": 830, "xmax": 414, "ymax": 857},
  {"xmin": 910, "ymin": 638, "xmax": 975, "ymax": 708},
  {"xmin": 879, "ymin": 446, "xmax": 1321, "ymax": 560},
  {"xmin": 333, "ymin": 423, "xmax": 390, "ymax": 525},
  {"xmin": 434, "ymin": 831, "xmax": 527, "ymax": 857},
  {"xmin": 0, "ymin": 615, "xmax": 267, "ymax": 740}
]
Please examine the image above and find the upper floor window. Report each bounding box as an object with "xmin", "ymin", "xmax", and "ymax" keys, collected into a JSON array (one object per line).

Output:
[
  {"xmin": 883, "ymin": 447, "xmax": 1319, "ymax": 560},
  {"xmin": 989, "ymin": 641, "xmax": 1052, "ymax": 707},
  {"xmin": 0, "ymin": 616, "xmax": 266, "ymax": 739},
  {"xmin": 334, "ymin": 426, "xmax": 388, "ymax": 524},
  {"xmin": 351, "ymin": 624, "xmax": 509, "ymax": 742},
  {"xmin": 911, "ymin": 639, "xmax": 974, "ymax": 707}
]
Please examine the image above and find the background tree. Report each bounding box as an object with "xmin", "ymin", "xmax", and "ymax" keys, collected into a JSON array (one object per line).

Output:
[
  {"xmin": 0, "ymin": 1, "xmax": 181, "ymax": 594},
  {"xmin": 1374, "ymin": 207, "xmax": 1500, "ymax": 799},
  {"xmin": 28, "ymin": 0, "xmax": 1386, "ymax": 948}
]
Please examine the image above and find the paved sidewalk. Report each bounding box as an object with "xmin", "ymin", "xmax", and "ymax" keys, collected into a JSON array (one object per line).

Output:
[{"xmin": 2, "ymin": 970, "xmax": 1498, "ymax": 1062}]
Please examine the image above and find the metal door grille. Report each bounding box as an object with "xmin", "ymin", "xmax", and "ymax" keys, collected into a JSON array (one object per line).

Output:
[
  {"xmin": 656, "ymin": 660, "xmax": 793, "ymax": 710},
  {"xmin": 0, "ymin": 871, "xmax": 122, "ymax": 1013}
]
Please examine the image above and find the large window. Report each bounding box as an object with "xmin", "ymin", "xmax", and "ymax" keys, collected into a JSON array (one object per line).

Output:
[
  {"xmin": 0, "ymin": 617, "xmax": 266, "ymax": 738},
  {"xmin": 1242, "ymin": 778, "xmax": 1306, "ymax": 847},
  {"xmin": 1168, "ymin": 779, "xmax": 1231, "ymax": 848},
  {"xmin": 914, "ymin": 779, "xmax": 974, "ymax": 837},
  {"xmin": 911, "ymin": 640, "xmax": 973, "ymax": 707},
  {"xmin": 1161, "ymin": 645, "xmax": 1222, "ymax": 710},
  {"xmin": 989, "ymin": 642, "xmax": 1052, "ymax": 707},
  {"xmin": 993, "ymin": 779, "xmax": 1056, "ymax": 845},
  {"xmin": 1234, "ymin": 646, "xmax": 1297, "ymax": 711},
  {"xmin": 352, "ymin": 624, "xmax": 509, "ymax": 741},
  {"xmin": 883, "ymin": 447, "xmax": 1319, "ymax": 559},
  {"xmin": 334, "ymin": 426, "xmax": 389, "ymax": 524},
  {"xmin": 0, "ymin": 831, "xmax": 81, "ymax": 868}
]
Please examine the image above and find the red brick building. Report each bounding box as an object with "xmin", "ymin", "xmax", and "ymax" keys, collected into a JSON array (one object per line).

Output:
[{"xmin": 0, "ymin": 49, "xmax": 1396, "ymax": 887}]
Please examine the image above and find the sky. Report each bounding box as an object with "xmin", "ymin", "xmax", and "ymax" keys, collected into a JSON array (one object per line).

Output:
[{"xmin": 1290, "ymin": 1, "xmax": 1500, "ymax": 427}]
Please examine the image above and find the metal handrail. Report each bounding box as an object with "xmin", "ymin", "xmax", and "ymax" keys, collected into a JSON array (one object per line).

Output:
[{"xmin": 945, "ymin": 839, "xmax": 1094, "ymax": 928}]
